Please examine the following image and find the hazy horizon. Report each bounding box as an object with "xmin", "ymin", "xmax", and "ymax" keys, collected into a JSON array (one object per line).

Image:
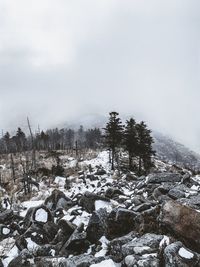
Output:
[{"xmin": 0, "ymin": 0, "xmax": 200, "ymax": 152}]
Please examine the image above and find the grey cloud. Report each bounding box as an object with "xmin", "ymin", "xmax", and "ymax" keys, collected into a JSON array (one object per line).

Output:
[{"xmin": 0, "ymin": 0, "xmax": 200, "ymax": 151}]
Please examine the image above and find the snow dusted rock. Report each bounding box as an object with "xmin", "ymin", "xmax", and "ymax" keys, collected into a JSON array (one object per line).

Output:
[
  {"xmin": 8, "ymin": 249, "xmax": 34, "ymax": 267},
  {"xmin": 168, "ymin": 188, "xmax": 185, "ymax": 200},
  {"xmin": 34, "ymin": 254, "xmax": 105, "ymax": 267},
  {"xmin": 160, "ymin": 200, "xmax": 200, "ymax": 252},
  {"xmin": 95, "ymin": 169, "xmax": 107, "ymax": 176},
  {"xmin": 133, "ymin": 202, "xmax": 152, "ymax": 212},
  {"xmin": 124, "ymin": 255, "xmax": 137, "ymax": 266},
  {"xmin": 121, "ymin": 233, "xmax": 163, "ymax": 257},
  {"xmin": 44, "ymin": 189, "xmax": 73, "ymax": 210},
  {"xmin": 15, "ymin": 236, "xmax": 28, "ymax": 251},
  {"xmin": 79, "ymin": 191, "xmax": 110, "ymax": 213},
  {"xmin": 125, "ymin": 173, "xmax": 138, "ymax": 181},
  {"xmin": 42, "ymin": 221, "xmax": 59, "ymax": 241},
  {"xmin": 106, "ymin": 208, "xmax": 137, "ymax": 239},
  {"xmin": 105, "ymin": 187, "xmax": 125, "ymax": 199},
  {"xmin": 90, "ymin": 259, "xmax": 117, "ymax": 267},
  {"xmin": 134, "ymin": 205, "xmax": 160, "ymax": 235},
  {"xmin": 0, "ymin": 224, "xmax": 11, "ymax": 240},
  {"xmin": 137, "ymin": 257, "xmax": 159, "ymax": 267},
  {"xmin": 164, "ymin": 241, "xmax": 200, "ymax": 267},
  {"xmin": 177, "ymin": 195, "xmax": 200, "ymax": 210},
  {"xmin": 23, "ymin": 205, "xmax": 53, "ymax": 231},
  {"xmin": 148, "ymin": 172, "xmax": 182, "ymax": 184},
  {"xmin": 86, "ymin": 208, "xmax": 108, "ymax": 243},
  {"xmin": 0, "ymin": 209, "xmax": 13, "ymax": 224},
  {"xmin": 59, "ymin": 223, "xmax": 90, "ymax": 256},
  {"xmin": 108, "ymin": 231, "xmax": 138, "ymax": 262},
  {"xmin": 51, "ymin": 219, "xmax": 76, "ymax": 246}
]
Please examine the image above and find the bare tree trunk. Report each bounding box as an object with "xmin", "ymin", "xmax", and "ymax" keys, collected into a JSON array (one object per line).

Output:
[
  {"xmin": 10, "ymin": 154, "xmax": 16, "ymax": 183},
  {"xmin": 27, "ymin": 117, "xmax": 36, "ymax": 171}
]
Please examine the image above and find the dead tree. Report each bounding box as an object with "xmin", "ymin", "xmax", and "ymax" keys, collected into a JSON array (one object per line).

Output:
[
  {"xmin": 10, "ymin": 154, "xmax": 16, "ymax": 183},
  {"xmin": 27, "ymin": 117, "xmax": 36, "ymax": 171}
]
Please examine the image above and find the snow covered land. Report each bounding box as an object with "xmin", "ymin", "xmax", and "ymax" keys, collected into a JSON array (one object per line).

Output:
[{"xmin": 1, "ymin": 150, "xmax": 200, "ymax": 266}]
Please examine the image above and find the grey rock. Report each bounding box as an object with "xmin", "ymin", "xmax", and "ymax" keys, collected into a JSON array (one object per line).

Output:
[
  {"xmin": 148, "ymin": 173, "xmax": 182, "ymax": 184},
  {"xmin": 164, "ymin": 242, "xmax": 200, "ymax": 267},
  {"xmin": 34, "ymin": 255, "xmax": 105, "ymax": 267},
  {"xmin": 160, "ymin": 200, "xmax": 200, "ymax": 253},
  {"xmin": 86, "ymin": 208, "xmax": 108, "ymax": 243},
  {"xmin": 109, "ymin": 231, "xmax": 138, "ymax": 262},
  {"xmin": 106, "ymin": 208, "xmax": 137, "ymax": 239},
  {"xmin": 121, "ymin": 233, "xmax": 163, "ymax": 257},
  {"xmin": 79, "ymin": 191, "xmax": 110, "ymax": 213}
]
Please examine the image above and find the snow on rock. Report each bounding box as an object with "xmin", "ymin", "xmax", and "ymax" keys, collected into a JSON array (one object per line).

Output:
[
  {"xmin": 159, "ymin": 235, "xmax": 170, "ymax": 248},
  {"xmin": 82, "ymin": 151, "xmax": 110, "ymax": 171},
  {"xmin": 2, "ymin": 227, "xmax": 10, "ymax": 235},
  {"xmin": 54, "ymin": 176, "xmax": 66, "ymax": 188},
  {"xmin": 90, "ymin": 259, "xmax": 119, "ymax": 267},
  {"xmin": 35, "ymin": 208, "xmax": 48, "ymax": 223},
  {"xmin": 0, "ymin": 238, "xmax": 18, "ymax": 267},
  {"xmin": 95, "ymin": 200, "xmax": 112, "ymax": 212},
  {"xmin": 95, "ymin": 236, "xmax": 109, "ymax": 257},
  {"xmin": 20, "ymin": 200, "xmax": 44, "ymax": 217},
  {"xmin": 26, "ymin": 238, "xmax": 38, "ymax": 251},
  {"xmin": 178, "ymin": 247, "xmax": 194, "ymax": 259}
]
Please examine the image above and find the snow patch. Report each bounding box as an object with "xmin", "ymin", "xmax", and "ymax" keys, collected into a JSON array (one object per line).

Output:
[
  {"xmin": 95, "ymin": 200, "xmax": 112, "ymax": 212},
  {"xmin": 178, "ymin": 247, "xmax": 194, "ymax": 259},
  {"xmin": 90, "ymin": 259, "xmax": 118, "ymax": 267},
  {"xmin": 35, "ymin": 208, "xmax": 48, "ymax": 223},
  {"xmin": 54, "ymin": 176, "xmax": 66, "ymax": 188},
  {"xmin": 2, "ymin": 227, "xmax": 10, "ymax": 235},
  {"xmin": 159, "ymin": 235, "xmax": 170, "ymax": 248},
  {"xmin": 95, "ymin": 236, "xmax": 109, "ymax": 257}
]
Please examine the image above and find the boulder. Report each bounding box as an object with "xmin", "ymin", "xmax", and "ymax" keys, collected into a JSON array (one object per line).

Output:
[
  {"xmin": 164, "ymin": 241, "xmax": 200, "ymax": 267},
  {"xmin": 105, "ymin": 188, "xmax": 124, "ymax": 199},
  {"xmin": 148, "ymin": 173, "xmax": 182, "ymax": 184},
  {"xmin": 86, "ymin": 208, "xmax": 108, "ymax": 243},
  {"xmin": 160, "ymin": 200, "xmax": 200, "ymax": 252},
  {"xmin": 23, "ymin": 205, "xmax": 53, "ymax": 229},
  {"xmin": 34, "ymin": 255, "xmax": 105, "ymax": 267},
  {"xmin": 44, "ymin": 189, "xmax": 73, "ymax": 210},
  {"xmin": 95, "ymin": 169, "xmax": 106, "ymax": 176},
  {"xmin": 106, "ymin": 208, "xmax": 137, "ymax": 239},
  {"xmin": 0, "ymin": 209, "xmax": 13, "ymax": 224},
  {"xmin": 108, "ymin": 231, "xmax": 138, "ymax": 262},
  {"xmin": 168, "ymin": 188, "xmax": 185, "ymax": 200},
  {"xmin": 0, "ymin": 224, "xmax": 11, "ymax": 240},
  {"xmin": 79, "ymin": 192, "xmax": 110, "ymax": 213},
  {"xmin": 59, "ymin": 223, "xmax": 90, "ymax": 256},
  {"xmin": 51, "ymin": 219, "xmax": 76, "ymax": 246},
  {"xmin": 121, "ymin": 233, "xmax": 163, "ymax": 257}
]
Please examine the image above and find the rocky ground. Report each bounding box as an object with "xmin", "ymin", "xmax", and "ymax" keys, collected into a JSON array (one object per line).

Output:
[{"xmin": 1, "ymin": 151, "xmax": 200, "ymax": 266}]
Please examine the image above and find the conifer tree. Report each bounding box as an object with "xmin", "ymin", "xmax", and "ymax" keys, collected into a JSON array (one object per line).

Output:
[
  {"xmin": 104, "ymin": 112, "xmax": 124, "ymax": 170},
  {"xmin": 136, "ymin": 121, "xmax": 155, "ymax": 175},
  {"xmin": 124, "ymin": 118, "xmax": 138, "ymax": 170}
]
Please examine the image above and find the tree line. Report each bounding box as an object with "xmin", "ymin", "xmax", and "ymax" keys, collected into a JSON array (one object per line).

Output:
[
  {"xmin": 0, "ymin": 126, "xmax": 102, "ymax": 154},
  {"xmin": 0, "ymin": 112, "xmax": 155, "ymax": 175}
]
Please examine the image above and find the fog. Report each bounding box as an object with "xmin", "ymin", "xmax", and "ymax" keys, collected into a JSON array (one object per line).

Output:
[{"xmin": 0, "ymin": 0, "xmax": 200, "ymax": 151}]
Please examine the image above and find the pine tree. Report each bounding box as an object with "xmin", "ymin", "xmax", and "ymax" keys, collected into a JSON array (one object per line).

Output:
[
  {"xmin": 124, "ymin": 118, "xmax": 138, "ymax": 170},
  {"xmin": 15, "ymin": 128, "xmax": 27, "ymax": 152},
  {"xmin": 136, "ymin": 121, "xmax": 155, "ymax": 175},
  {"xmin": 104, "ymin": 112, "xmax": 124, "ymax": 170},
  {"xmin": 3, "ymin": 132, "xmax": 10, "ymax": 153}
]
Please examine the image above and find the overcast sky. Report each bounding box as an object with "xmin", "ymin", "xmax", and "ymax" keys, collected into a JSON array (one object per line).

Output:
[{"xmin": 0, "ymin": 0, "xmax": 200, "ymax": 151}]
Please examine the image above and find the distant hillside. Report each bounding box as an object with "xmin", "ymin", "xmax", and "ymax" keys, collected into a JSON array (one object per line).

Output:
[{"xmin": 153, "ymin": 132, "xmax": 200, "ymax": 170}]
